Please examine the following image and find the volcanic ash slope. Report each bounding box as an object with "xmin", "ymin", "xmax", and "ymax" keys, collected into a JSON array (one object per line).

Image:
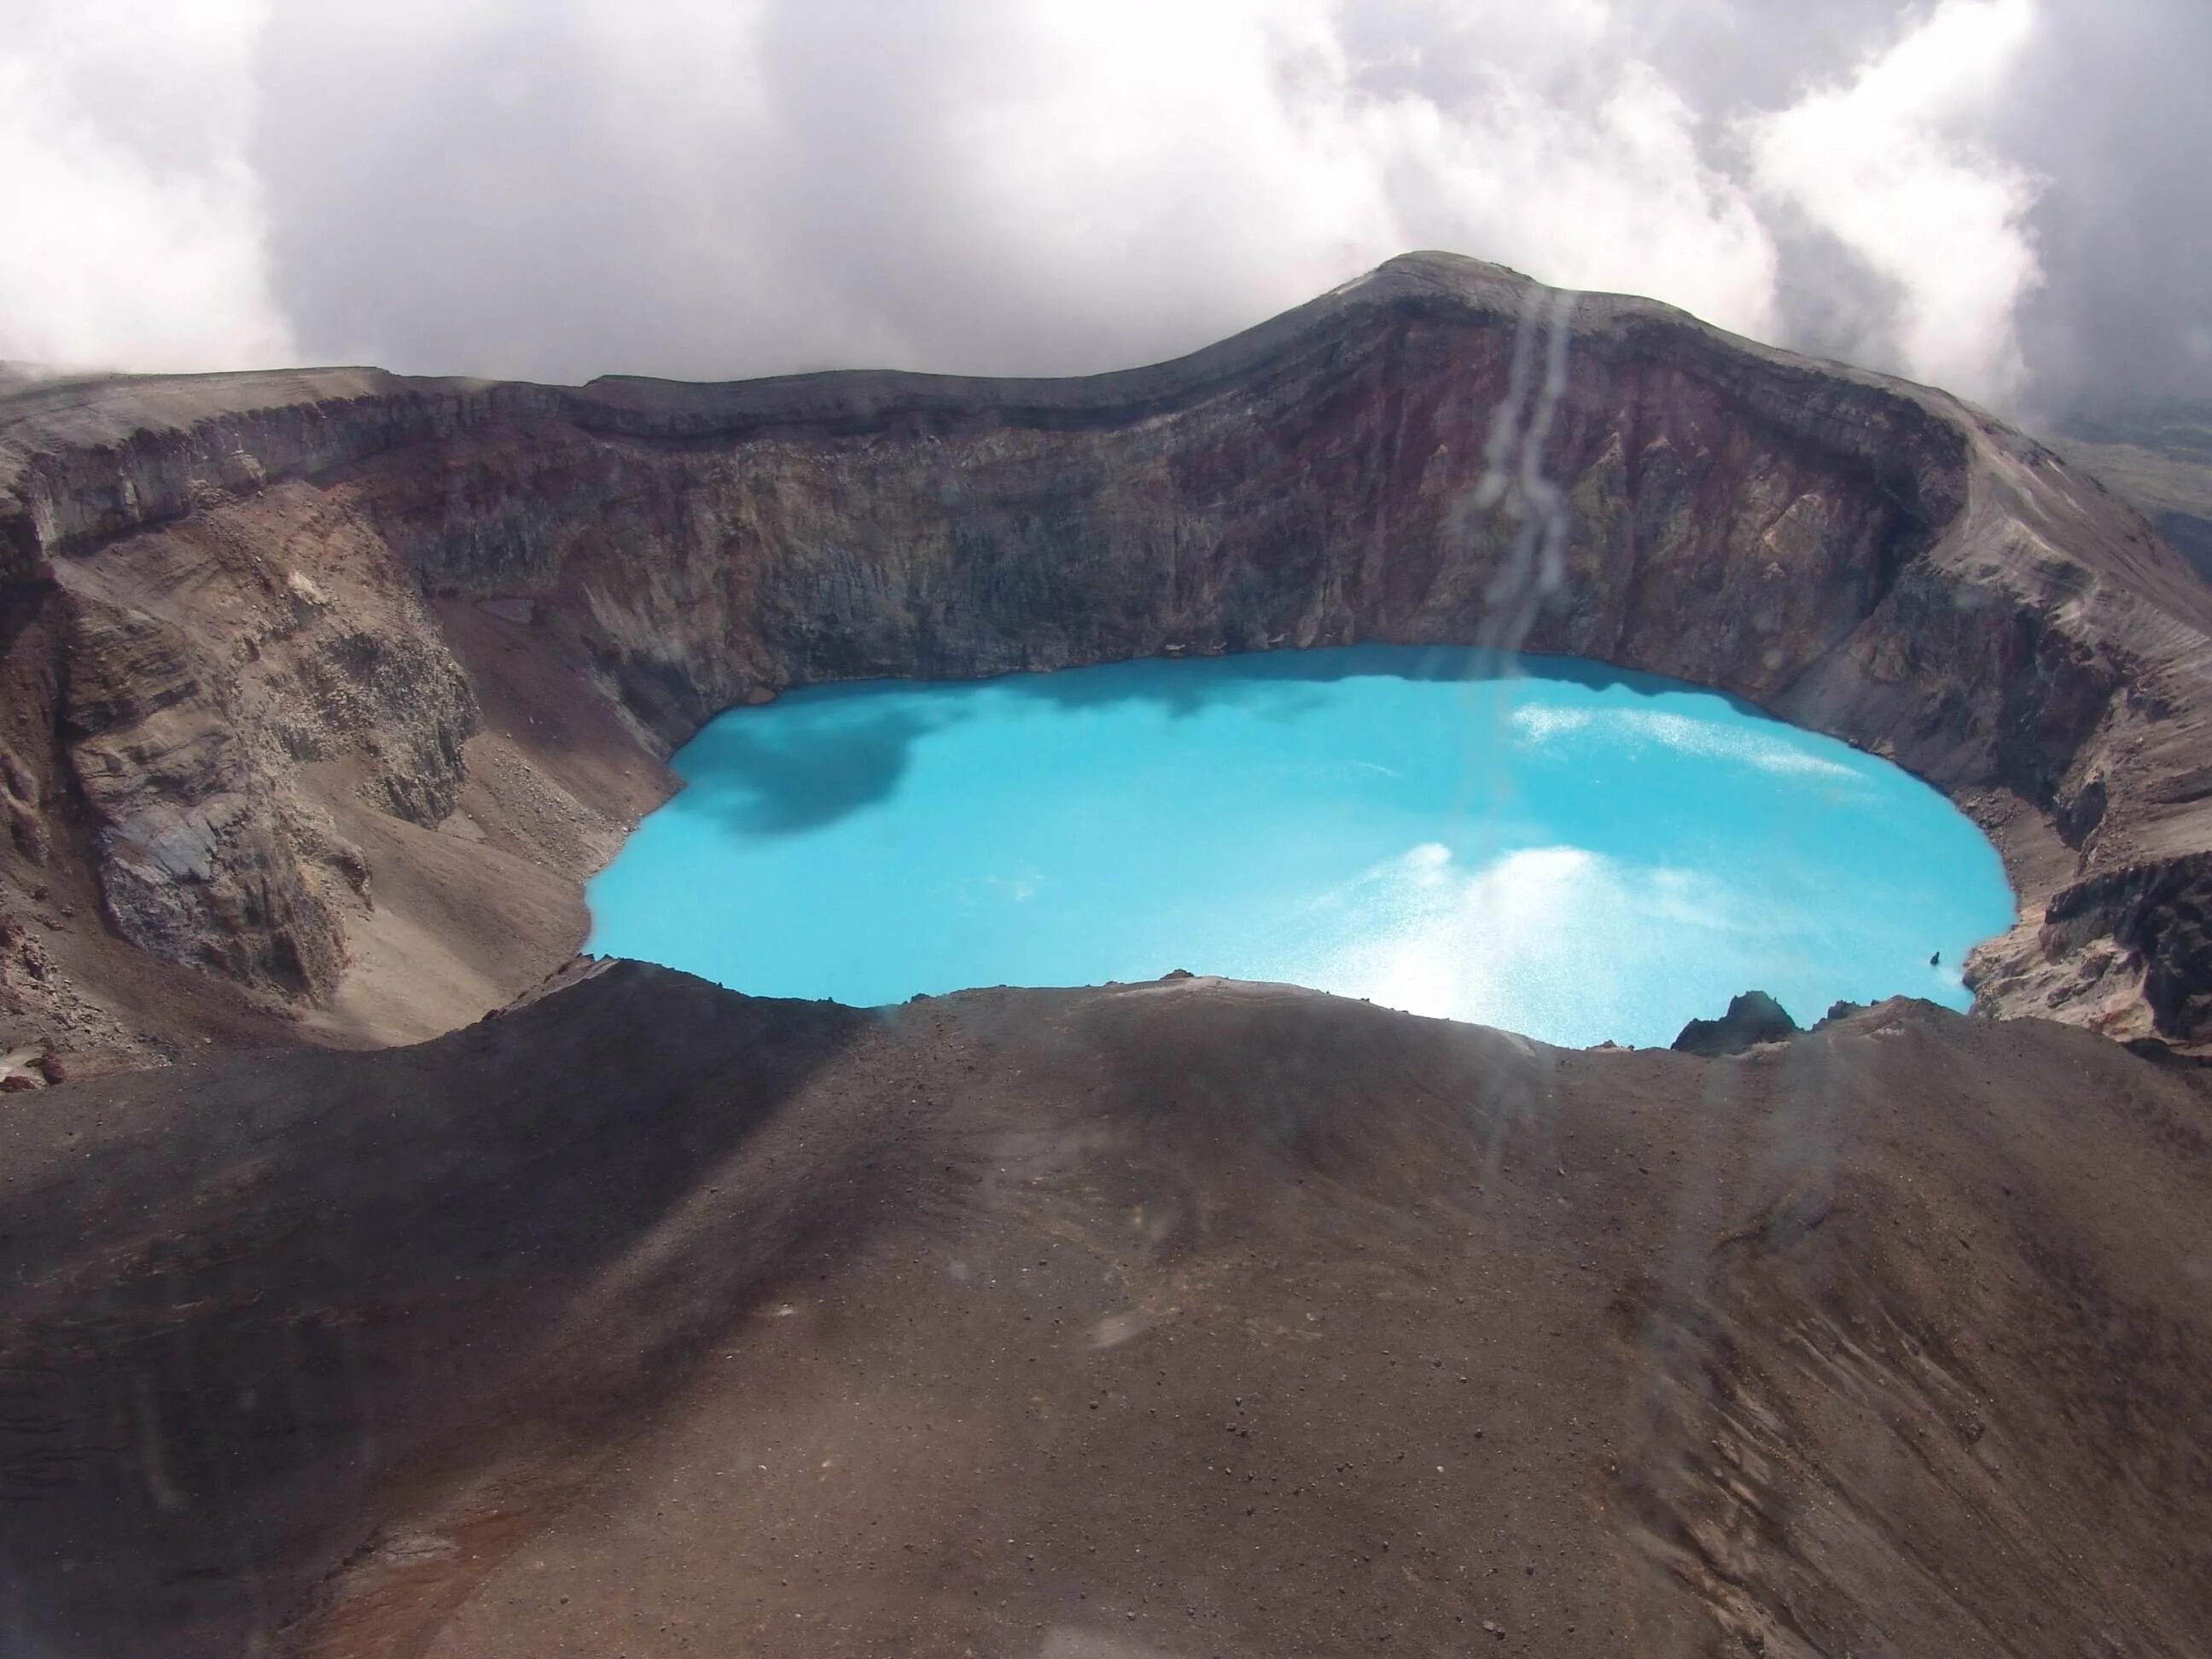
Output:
[{"xmin": 2, "ymin": 963, "xmax": 2205, "ymax": 1657}]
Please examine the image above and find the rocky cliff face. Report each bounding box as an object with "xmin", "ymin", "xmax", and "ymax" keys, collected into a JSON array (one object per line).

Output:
[{"xmin": 4, "ymin": 253, "xmax": 2210, "ymax": 1057}]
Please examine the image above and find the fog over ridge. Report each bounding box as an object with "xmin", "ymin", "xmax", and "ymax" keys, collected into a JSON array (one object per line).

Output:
[{"xmin": 3, "ymin": 0, "xmax": 2205, "ymax": 420}]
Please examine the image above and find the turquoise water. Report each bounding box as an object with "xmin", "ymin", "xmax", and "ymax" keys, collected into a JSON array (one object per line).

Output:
[{"xmin": 586, "ymin": 646, "xmax": 2015, "ymax": 1049}]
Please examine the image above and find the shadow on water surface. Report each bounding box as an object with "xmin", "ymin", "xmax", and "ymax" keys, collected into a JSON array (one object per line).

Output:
[
  {"xmin": 997, "ymin": 643, "xmax": 1695, "ymax": 714},
  {"xmin": 678, "ymin": 708, "xmax": 937, "ymax": 834},
  {"xmin": 684, "ymin": 644, "xmax": 1762, "ymax": 838}
]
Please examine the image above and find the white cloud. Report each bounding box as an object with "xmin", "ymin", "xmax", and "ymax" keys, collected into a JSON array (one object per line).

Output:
[
  {"xmin": 1351, "ymin": 54, "xmax": 1779, "ymax": 339},
  {"xmin": 1739, "ymin": 0, "xmax": 2043, "ymax": 404},
  {"xmin": 110, "ymin": 0, "xmax": 1792, "ymax": 384},
  {"xmin": 0, "ymin": 0, "xmax": 2133, "ymax": 414},
  {"xmin": 932, "ymin": 0, "xmax": 1782, "ymax": 359},
  {"xmin": 0, "ymin": 0, "xmax": 294, "ymax": 371}
]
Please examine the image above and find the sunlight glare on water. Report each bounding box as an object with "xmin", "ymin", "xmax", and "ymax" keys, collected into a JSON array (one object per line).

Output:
[{"xmin": 586, "ymin": 646, "xmax": 2016, "ymax": 1048}]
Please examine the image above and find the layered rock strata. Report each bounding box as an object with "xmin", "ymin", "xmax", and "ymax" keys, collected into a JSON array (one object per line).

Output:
[{"xmin": 3, "ymin": 253, "xmax": 2210, "ymax": 1053}]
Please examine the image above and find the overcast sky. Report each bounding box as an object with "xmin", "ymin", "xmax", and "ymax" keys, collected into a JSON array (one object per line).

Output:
[{"xmin": 2, "ymin": 0, "xmax": 2204, "ymax": 419}]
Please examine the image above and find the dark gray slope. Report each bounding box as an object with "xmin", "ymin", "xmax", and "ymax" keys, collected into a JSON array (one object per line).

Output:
[{"xmin": 2, "ymin": 962, "xmax": 2206, "ymax": 1656}]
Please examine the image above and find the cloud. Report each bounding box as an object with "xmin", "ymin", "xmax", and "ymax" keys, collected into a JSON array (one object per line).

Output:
[
  {"xmin": 0, "ymin": 0, "xmax": 294, "ymax": 371},
  {"xmin": 1988, "ymin": 0, "xmax": 2212, "ymax": 416},
  {"xmin": 1740, "ymin": 0, "xmax": 2043, "ymax": 405},
  {"xmin": 3, "ymin": 1, "xmax": 2203, "ymax": 417},
  {"xmin": 243, "ymin": 0, "xmax": 1780, "ymax": 382}
]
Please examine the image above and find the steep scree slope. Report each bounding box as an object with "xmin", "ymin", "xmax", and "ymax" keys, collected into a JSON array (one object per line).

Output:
[
  {"xmin": 0, "ymin": 964, "xmax": 2205, "ymax": 1656},
  {"xmin": 3, "ymin": 253, "xmax": 2212, "ymax": 1055}
]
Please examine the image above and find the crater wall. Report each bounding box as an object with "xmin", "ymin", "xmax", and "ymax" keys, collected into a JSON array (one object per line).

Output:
[{"xmin": 5, "ymin": 253, "xmax": 2210, "ymax": 1054}]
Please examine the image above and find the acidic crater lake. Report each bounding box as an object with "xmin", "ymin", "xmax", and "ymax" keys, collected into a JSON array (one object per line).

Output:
[{"xmin": 587, "ymin": 645, "xmax": 2015, "ymax": 1049}]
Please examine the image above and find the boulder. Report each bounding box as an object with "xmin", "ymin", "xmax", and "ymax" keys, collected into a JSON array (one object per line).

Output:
[{"xmin": 1671, "ymin": 990, "xmax": 1801, "ymax": 1056}]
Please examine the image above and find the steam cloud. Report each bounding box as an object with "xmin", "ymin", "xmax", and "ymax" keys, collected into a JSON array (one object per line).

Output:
[{"xmin": 2, "ymin": 0, "xmax": 2203, "ymax": 417}]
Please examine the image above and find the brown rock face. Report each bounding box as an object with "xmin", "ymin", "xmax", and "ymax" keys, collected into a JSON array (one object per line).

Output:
[{"xmin": 3, "ymin": 253, "xmax": 2211, "ymax": 1049}]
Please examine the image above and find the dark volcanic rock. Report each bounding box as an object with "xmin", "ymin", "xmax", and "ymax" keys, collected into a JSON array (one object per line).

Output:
[
  {"xmin": 1, "ymin": 965, "xmax": 2205, "ymax": 1656},
  {"xmin": 1670, "ymin": 988, "xmax": 1802, "ymax": 1054},
  {"xmin": 2040, "ymin": 851, "xmax": 2212, "ymax": 1039},
  {"xmin": 4, "ymin": 253, "xmax": 2212, "ymax": 1049}
]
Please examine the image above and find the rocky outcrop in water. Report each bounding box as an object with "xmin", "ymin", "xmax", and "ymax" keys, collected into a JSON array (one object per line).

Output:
[
  {"xmin": 1670, "ymin": 989, "xmax": 1802, "ymax": 1056},
  {"xmin": 4, "ymin": 253, "xmax": 2211, "ymax": 1053}
]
